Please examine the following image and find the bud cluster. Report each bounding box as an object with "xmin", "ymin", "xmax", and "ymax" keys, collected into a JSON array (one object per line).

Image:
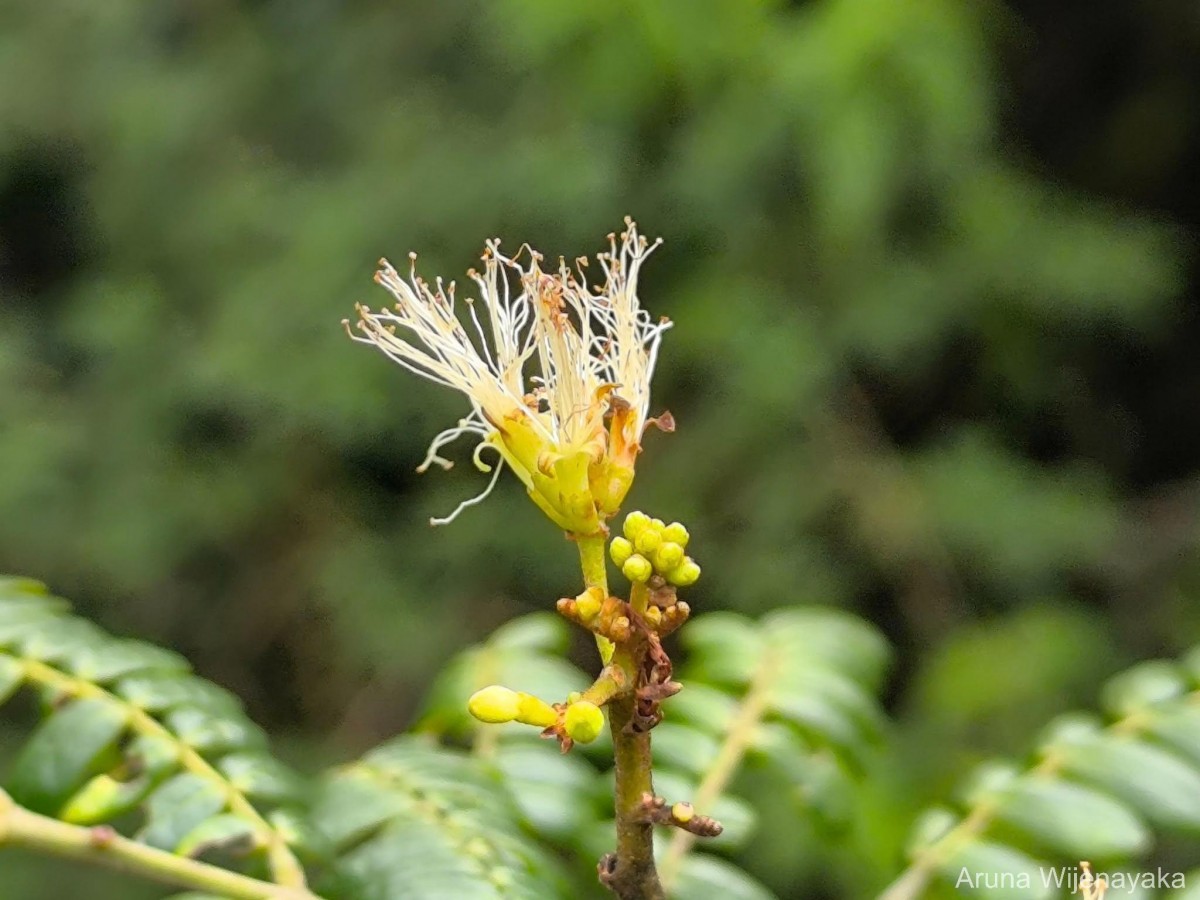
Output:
[{"xmin": 609, "ymin": 512, "xmax": 701, "ymax": 587}]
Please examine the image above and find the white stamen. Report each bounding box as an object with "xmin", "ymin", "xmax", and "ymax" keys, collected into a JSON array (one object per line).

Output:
[
  {"xmin": 350, "ymin": 219, "xmax": 669, "ymax": 524},
  {"xmin": 429, "ymin": 453, "xmax": 505, "ymax": 527}
]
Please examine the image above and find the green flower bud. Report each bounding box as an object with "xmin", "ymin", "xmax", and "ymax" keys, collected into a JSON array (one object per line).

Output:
[
  {"xmin": 650, "ymin": 517, "xmax": 665, "ymax": 531},
  {"xmin": 653, "ymin": 541, "xmax": 685, "ymax": 572},
  {"xmin": 563, "ymin": 701, "xmax": 605, "ymax": 744},
  {"xmin": 662, "ymin": 522, "xmax": 690, "ymax": 547},
  {"xmin": 666, "ymin": 558, "xmax": 701, "ymax": 587},
  {"xmin": 468, "ymin": 685, "xmax": 521, "ymax": 724},
  {"xmin": 622, "ymin": 554, "xmax": 653, "ymax": 583},
  {"xmin": 634, "ymin": 528, "xmax": 662, "ymax": 555},
  {"xmin": 622, "ymin": 511, "xmax": 652, "ymax": 541},
  {"xmin": 609, "ymin": 536, "xmax": 634, "ymax": 567},
  {"xmin": 574, "ymin": 588, "xmax": 603, "ymax": 622},
  {"xmin": 515, "ymin": 692, "xmax": 558, "ymax": 728}
]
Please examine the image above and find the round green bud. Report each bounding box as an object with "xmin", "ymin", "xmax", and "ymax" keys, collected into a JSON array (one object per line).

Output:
[
  {"xmin": 662, "ymin": 522, "xmax": 690, "ymax": 547},
  {"xmin": 653, "ymin": 541, "xmax": 685, "ymax": 572},
  {"xmin": 650, "ymin": 518, "xmax": 666, "ymax": 531},
  {"xmin": 622, "ymin": 511, "xmax": 652, "ymax": 541},
  {"xmin": 622, "ymin": 554, "xmax": 653, "ymax": 583},
  {"xmin": 468, "ymin": 685, "xmax": 520, "ymax": 724},
  {"xmin": 563, "ymin": 701, "xmax": 605, "ymax": 744},
  {"xmin": 609, "ymin": 536, "xmax": 634, "ymax": 567},
  {"xmin": 634, "ymin": 528, "xmax": 662, "ymax": 555},
  {"xmin": 666, "ymin": 559, "xmax": 701, "ymax": 587}
]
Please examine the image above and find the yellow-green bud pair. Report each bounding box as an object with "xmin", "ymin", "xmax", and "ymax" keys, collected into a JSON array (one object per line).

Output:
[
  {"xmin": 467, "ymin": 686, "xmax": 605, "ymax": 744},
  {"xmin": 468, "ymin": 685, "xmax": 556, "ymax": 727}
]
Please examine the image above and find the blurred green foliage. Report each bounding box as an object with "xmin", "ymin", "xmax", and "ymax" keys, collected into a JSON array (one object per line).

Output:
[{"xmin": 2, "ymin": 0, "xmax": 1199, "ymax": 897}]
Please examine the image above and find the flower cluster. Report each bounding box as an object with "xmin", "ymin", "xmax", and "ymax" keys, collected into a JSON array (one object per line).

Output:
[{"xmin": 345, "ymin": 219, "xmax": 671, "ymax": 534}]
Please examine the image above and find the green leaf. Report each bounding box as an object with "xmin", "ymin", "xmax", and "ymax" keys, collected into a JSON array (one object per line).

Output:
[
  {"xmin": 217, "ymin": 753, "xmax": 305, "ymax": 805},
  {"xmin": 897, "ymin": 644, "xmax": 1200, "ymax": 896},
  {"xmin": 268, "ymin": 807, "xmax": 333, "ymax": 860},
  {"xmin": 905, "ymin": 808, "xmax": 959, "ymax": 858},
  {"xmin": 69, "ymin": 641, "xmax": 191, "ymax": 683},
  {"xmin": 1049, "ymin": 730, "xmax": 1200, "ymax": 831},
  {"xmin": 0, "ymin": 577, "xmax": 52, "ymax": 598},
  {"xmin": 939, "ymin": 841, "xmax": 1052, "ymax": 899},
  {"xmin": 1142, "ymin": 709, "xmax": 1200, "ymax": 768},
  {"xmin": 8, "ymin": 697, "xmax": 129, "ymax": 813},
  {"xmin": 680, "ymin": 612, "xmax": 765, "ymax": 685},
  {"xmin": 175, "ymin": 813, "xmax": 259, "ymax": 859},
  {"xmin": 763, "ymin": 607, "xmax": 890, "ymax": 690},
  {"xmin": 60, "ymin": 772, "xmax": 155, "ymax": 825},
  {"xmin": 650, "ymin": 722, "xmax": 723, "ymax": 779},
  {"xmin": 0, "ymin": 653, "xmax": 25, "ymax": 704},
  {"xmin": 17, "ymin": 618, "xmax": 109, "ymax": 665},
  {"xmin": 312, "ymin": 768, "xmax": 410, "ymax": 850},
  {"xmin": 991, "ymin": 776, "xmax": 1150, "ymax": 857},
  {"xmin": 487, "ymin": 613, "xmax": 569, "ymax": 653},
  {"xmin": 0, "ymin": 576, "xmax": 304, "ymax": 883},
  {"xmin": 665, "ymin": 683, "xmax": 740, "ymax": 735},
  {"xmin": 490, "ymin": 739, "xmax": 601, "ymax": 844},
  {"xmin": 164, "ymin": 706, "xmax": 267, "ymax": 754},
  {"xmin": 1102, "ymin": 661, "xmax": 1188, "ymax": 717},
  {"xmin": 116, "ymin": 674, "xmax": 242, "ymax": 716},
  {"xmin": 139, "ymin": 773, "xmax": 229, "ymax": 851},
  {"xmin": 670, "ymin": 853, "xmax": 778, "ymax": 900},
  {"xmin": 315, "ymin": 738, "xmax": 568, "ymax": 900}
]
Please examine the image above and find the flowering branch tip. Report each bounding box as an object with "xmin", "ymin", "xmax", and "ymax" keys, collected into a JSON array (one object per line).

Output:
[{"xmin": 347, "ymin": 221, "xmax": 672, "ymax": 533}]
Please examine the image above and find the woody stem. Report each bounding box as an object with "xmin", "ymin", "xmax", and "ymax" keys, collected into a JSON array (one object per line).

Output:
[{"xmin": 576, "ymin": 534, "xmax": 664, "ymax": 900}]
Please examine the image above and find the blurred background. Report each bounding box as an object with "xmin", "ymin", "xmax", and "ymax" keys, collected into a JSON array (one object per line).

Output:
[{"xmin": 1, "ymin": 1, "xmax": 1198, "ymax": 897}]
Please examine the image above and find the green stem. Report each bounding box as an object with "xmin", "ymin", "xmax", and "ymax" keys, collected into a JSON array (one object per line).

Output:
[
  {"xmin": 576, "ymin": 535, "xmax": 665, "ymax": 900},
  {"xmin": 579, "ymin": 534, "xmax": 616, "ymax": 664},
  {"xmin": 629, "ymin": 581, "xmax": 650, "ymax": 617},
  {"xmin": 0, "ymin": 788, "xmax": 319, "ymax": 900},
  {"xmin": 19, "ymin": 657, "xmax": 308, "ymax": 889},
  {"xmin": 577, "ymin": 534, "xmax": 610, "ymax": 594},
  {"xmin": 580, "ymin": 665, "xmax": 628, "ymax": 708},
  {"xmin": 607, "ymin": 695, "xmax": 664, "ymax": 900}
]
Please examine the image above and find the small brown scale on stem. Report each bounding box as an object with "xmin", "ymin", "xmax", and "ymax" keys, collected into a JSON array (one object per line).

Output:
[{"xmin": 636, "ymin": 793, "xmax": 724, "ymax": 838}]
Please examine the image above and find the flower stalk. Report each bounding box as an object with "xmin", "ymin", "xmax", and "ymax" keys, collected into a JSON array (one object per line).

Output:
[
  {"xmin": 350, "ymin": 223, "xmax": 719, "ymax": 898},
  {"xmin": 577, "ymin": 532, "xmax": 664, "ymax": 900}
]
